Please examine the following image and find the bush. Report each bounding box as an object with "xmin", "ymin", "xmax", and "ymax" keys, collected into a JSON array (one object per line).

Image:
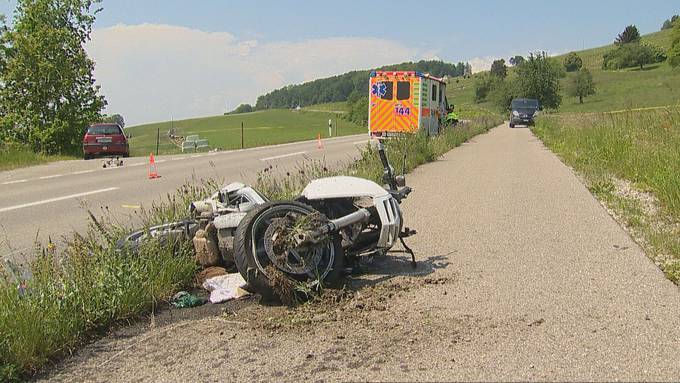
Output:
[
  {"xmin": 474, "ymin": 74, "xmax": 498, "ymax": 103},
  {"xmin": 229, "ymin": 104, "xmax": 254, "ymax": 114},
  {"xmin": 603, "ymin": 43, "xmax": 666, "ymax": 70},
  {"xmin": 489, "ymin": 79, "xmax": 517, "ymax": 111},
  {"xmin": 563, "ymin": 52, "xmax": 583, "ymax": 72},
  {"xmin": 567, "ymin": 68, "xmax": 596, "ymax": 104}
]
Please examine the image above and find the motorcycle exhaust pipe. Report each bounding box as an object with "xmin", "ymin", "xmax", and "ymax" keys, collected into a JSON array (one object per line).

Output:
[{"xmin": 295, "ymin": 208, "xmax": 371, "ymax": 245}]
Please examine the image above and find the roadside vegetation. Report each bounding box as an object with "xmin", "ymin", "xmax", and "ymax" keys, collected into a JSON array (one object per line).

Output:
[
  {"xmin": 0, "ymin": 114, "xmax": 502, "ymax": 381},
  {"xmin": 0, "ymin": 144, "xmax": 75, "ymax": 171},
  {"xmin": 533, "ymin": 109, "xmax": 680, "ymax": 283}
]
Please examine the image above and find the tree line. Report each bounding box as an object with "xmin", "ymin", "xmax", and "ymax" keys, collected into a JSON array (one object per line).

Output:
[{"xmin": 249, "ymin": 60, "xmax": 471, "ymax": 111}]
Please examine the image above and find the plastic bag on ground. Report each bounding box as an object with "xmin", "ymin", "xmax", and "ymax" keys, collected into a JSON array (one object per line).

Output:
[
  {"xmin": 202, "ymin": 273, "xmax": 250, "ymax": 304},
  {"xmin": 171, "ymin": 291, "xmax": 205, "ymax": 308}
]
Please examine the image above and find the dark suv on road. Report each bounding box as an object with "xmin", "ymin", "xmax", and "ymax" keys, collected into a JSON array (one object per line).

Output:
[
  {"xmin": 82, "ymin": 123, "xmax": 129, "ymax": 159},
  {"xmin": 509, "ymin": 98, "xmax": 540, "ymax": 128}
]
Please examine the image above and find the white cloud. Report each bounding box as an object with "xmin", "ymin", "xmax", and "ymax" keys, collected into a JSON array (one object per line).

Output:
[
  {"xmin": 86, "ymin": 24, "xmax": 432, "ymax": 125},
  {"xmin": 467, "ymin": 56, "xmax": 497, "ymax": 73}
]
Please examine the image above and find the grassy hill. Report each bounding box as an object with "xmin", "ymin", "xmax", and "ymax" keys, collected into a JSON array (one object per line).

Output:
[
  {"xmin": 126, "ymin": 109, "xmax": 364, "ymax": 156},
  {"xmin": 447, "ymin": 29, "xmax": 680, "ymax": 113}
]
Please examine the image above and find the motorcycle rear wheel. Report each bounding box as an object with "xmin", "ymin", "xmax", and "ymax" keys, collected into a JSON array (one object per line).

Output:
[{"xmin": 233, "ymin": 201, "xmax": 343, "ymax": 300}]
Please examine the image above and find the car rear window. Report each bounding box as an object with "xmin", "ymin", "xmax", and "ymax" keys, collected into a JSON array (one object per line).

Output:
[{"xmin": 87, "ymin": 124, "xmax": 122, "ymax": 135}]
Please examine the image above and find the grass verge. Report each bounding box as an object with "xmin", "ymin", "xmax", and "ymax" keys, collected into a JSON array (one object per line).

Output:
[
  {"xmin": 0, "ymin": 144, "xmax": 75, "ymax": 172},
  {"xmin": 0, "ymin": 115, "xmax": 502, "ymax": 381},
  {"xmin": 533, "ymin": 108, "xmax": 680, "ymax": 282}
]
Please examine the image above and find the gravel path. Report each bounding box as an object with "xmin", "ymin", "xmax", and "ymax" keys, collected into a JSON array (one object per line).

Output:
[{"xmin": 40, "ymin": 125, "xmax": 680, "ymax": 382}]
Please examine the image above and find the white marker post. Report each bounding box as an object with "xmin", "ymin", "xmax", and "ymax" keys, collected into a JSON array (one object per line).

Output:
[{"xmin": 328, "ymin": 119, "xmax": 332, "ymax": 137}]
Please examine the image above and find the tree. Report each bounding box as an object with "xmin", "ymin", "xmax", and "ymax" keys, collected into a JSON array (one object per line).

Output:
[
  {"xmin": 230, "ymin": 104, "xmax": 253, "ymax": 114},
  {"xmin": 563, "ymin": 52, "xmax": 583, "ymax": 72},
  {"xmin": 603, "ymin": 43, "xmax": 666, "ymax": 70},
  {"xmin": 615, "ymin": 25, "xmax": 641, "ymax": 45},
  {"xmin": 514, "ymin": 52, "xmax": 562, "ymax": 109},
  {"xmin": 567, "ymin": 68, "xmax": 596, "ymax": 104},
  {"xmin": 490, "ymin": 59, "xmax": 507, "ymax": 78},
  {"xmin": 662, "ymin": 15, "xmax": 679, "ymax": 30},
  {"xmin": 0, "ymin": 0, "xmax": 106, "ymax": 154},
  {"xmin": 489, "ymin": 78, "xmax": 517, "ymax": 111},
  {"xmin": 669, "ymin": 19, "xmax": 680, "ymax": 68},
  {"xmin": 473, "ymin": 74, "xmax": 497, "ymax": 103},
  {"xmin": 102, "ymin": 114, "xmax": 125, "ymax": 128},
  {"xmin": 509, "ymin": 55, "xmax": 525, "ymax": 66}
]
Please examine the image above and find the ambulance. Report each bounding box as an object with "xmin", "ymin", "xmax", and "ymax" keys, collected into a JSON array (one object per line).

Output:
[{"xmin": 368, "ymin": 70, "xmax": 449, "ymax": 137}]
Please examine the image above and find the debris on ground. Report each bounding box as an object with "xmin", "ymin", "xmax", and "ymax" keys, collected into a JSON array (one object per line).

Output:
[
  {"xmin": 102, "ymin": 157, "xmax": 124, "ymax": 168},
  {"xmin": 196, "ymin": 266, "xmax": 227, "ymax": 286},
  {"xmin": 170, "ymin": 291, "xmax": 205, "ymax": 308},
  {"xmin": 202, "ymin": 273, "xmax": 250, "ymax": 304}
]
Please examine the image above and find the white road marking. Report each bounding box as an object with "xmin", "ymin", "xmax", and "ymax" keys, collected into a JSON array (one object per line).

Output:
[
  {"xmin": 260, "ymin": 151, "xmax": 307, "ymax": 162},
  {"xmin": 39, "ymin": 174, "xmax": 63, "ymax": 180},
  {"xmin": 0, "ymin": 187, "xmax": 119, "ymax": 213},
  {"xmin": 190, "ymin": 155, "xmax": 202, "ymax": 158},
  {"xmin": 72, "ymin": 170, "xmax": 95, "ymax": 175},
  {"xmin": 1, "ymin": 179, "xmax": 28, "ymax": 185},
  {"xmin": 128, "ymin": 162, "xmax": 145, "ymax": 167},
  {"xmin": 155, "ymin": 159, "xmax": 167, "ymax": 163}
]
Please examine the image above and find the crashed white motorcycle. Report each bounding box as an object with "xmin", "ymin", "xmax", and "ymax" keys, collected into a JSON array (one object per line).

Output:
[{"xmin": 119, "ymin": 141, "xmax": 416, "ymax": 297}]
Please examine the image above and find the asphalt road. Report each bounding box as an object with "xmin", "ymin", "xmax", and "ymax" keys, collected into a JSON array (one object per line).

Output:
[
  {"xmin": 41, "ymin": 124, "xmax": 680, "ymax": 381},
  {"xmin": 0, "ymin": 134, "xmax": 370, "ymax": 262}
]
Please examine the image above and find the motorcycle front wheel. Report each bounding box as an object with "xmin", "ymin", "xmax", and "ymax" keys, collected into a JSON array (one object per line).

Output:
[{"xmin": 233, "ymin": 201, "xmax": 343, "ymax": 300}]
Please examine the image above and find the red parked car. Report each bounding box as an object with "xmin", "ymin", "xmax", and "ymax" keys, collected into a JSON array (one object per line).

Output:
[{"xmin": 82, "ymin": 123, "xmax": 130, "ymax": 160}]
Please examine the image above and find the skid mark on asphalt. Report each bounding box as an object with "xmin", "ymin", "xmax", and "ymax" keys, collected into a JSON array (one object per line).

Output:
[{"xmin": 0, "ymin": 187, "xmax": 120, "ymax": 213}]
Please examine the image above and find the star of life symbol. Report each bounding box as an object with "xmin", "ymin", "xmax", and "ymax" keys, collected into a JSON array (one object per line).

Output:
[{"xmin": 371, "ymin": 82, "xmax": 387, "ymax": 98}]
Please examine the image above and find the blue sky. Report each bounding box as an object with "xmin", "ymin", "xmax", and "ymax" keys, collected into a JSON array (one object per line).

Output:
[{"xmin": 0, "ymin": 0, "xmax": 677, "ymax": 124}]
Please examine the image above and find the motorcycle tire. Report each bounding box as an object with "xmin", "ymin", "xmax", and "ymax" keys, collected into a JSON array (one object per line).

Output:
[{"xmin": 233, "ymin": 201, "xmax": 343, "ymax": 300}]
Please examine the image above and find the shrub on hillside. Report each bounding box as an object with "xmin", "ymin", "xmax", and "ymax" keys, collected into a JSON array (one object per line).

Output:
[
  {"xmin": 603, "ymin": 43, "xmax": 666, "ymax": 70},
  {"xmin": 563, "ymin": 52, "xmax": 583, "ymax": 72},
  {"xmin": 567, "ymin": 68, "xmax": 596, "ymax": 104},
  {"xmin": 669, "ymin": 21, "xmax": 680, "ymax": 68}
]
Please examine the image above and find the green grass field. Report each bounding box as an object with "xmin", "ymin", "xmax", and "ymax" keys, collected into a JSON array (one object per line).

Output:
[
  {"xmin": 448, "ymin": 29, "xmax": 680, "ymax": 114},
  {"xmin": 126, "ymin": 109, "xmax": 365, "ymax": 156}
]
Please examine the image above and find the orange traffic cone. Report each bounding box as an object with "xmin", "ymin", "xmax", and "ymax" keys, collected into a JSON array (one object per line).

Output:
[
  {"xmin": 148, "ymin": 153, "xmax": 160, "ymax": 179},
  {"xmin": 317, "ymin": 133, "xmax": 324, "ymax": 150}
]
